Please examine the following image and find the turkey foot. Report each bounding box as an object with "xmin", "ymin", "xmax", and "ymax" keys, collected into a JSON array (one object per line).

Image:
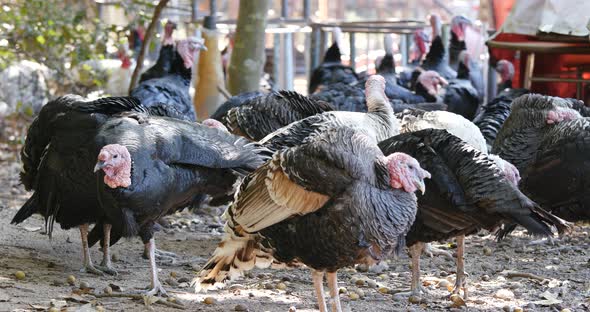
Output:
[
  {"xmin": 143, "ymin": 238, "xmax": 168, "ymax": 297},
  {"xmin": 423, "ymin": 243, "xmax": 453, "ymax": 260},
  {"xmin": 527, "ymin": 236, "xmax": 555, "ymax": 246},
  {"xmin": 96, "ymin": 263, "xmax": 118, "ymax": 276},
  {"xmin": 144, "ymin": 281, "xmax": 168, "ymax": 297},
  {"xmin": 79, "ymin": 224, "xmax": 104, "ymax": 276}
]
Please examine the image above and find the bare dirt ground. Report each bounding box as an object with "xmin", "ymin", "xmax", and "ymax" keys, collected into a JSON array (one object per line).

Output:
[{"xmin": 1, "ymin": 118, "xmax": 590, "ymax": 312}]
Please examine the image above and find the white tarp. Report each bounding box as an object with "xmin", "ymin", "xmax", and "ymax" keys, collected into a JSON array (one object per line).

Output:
[{"xmin": 500, "ymin": 0, "xmax": 590, "ymax": 37}]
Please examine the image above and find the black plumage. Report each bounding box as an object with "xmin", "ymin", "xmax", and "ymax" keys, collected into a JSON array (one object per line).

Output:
[
  {"xmin": 493, "ymin": 94, "xmax": 590, "ymax": 223},
  {"xmin": 378, "ymin": 129, "xmax": 571, "ymax": 297},
  {"xmin": 13, "ymin": 95, "xmax": 165, "ymax": 276},
  {"xmin": 90, "ymin": 113, "xmax": 269, "ymax": 295},
  {"xmin": 420, "ymin": 35, "xmax": 456, "ymax": 81},
  {"xmin": 442, "ymin": 58, "xmax": 480, "ymax": 120},
  {"xmin": 139, "ymin": 44, "xmax": 175, "ymax": 84},
  {"xmin": 448, "ymin": 31, "xmax": 466, "ymax": 72},
  {"xmin": 261, "ymin": 76, "xmax": 398, "ymax": 152},
  {"xmin": 197, "ymin": 127, "xmax": 427, "ymax": 312},
  {"xmin": 210, "ymin": 91, "xmax": 266, "ymax": 121},
  {"xmin": 308, "ymin": 42, "xmax": 359, "ymax": 94},
  {"xmin": 139, "ymin": 21, "xmax": 177, "ymax": 83},
  {"xmin": 473, "ymin": 88, "xmax": 530, "ymax": 149},
  {"xmin": 131, "ymin": 40, "xmax": 199, "ymax": 121},
  {"xmin": 221, "ymin": 90, "xmax": 334, "ymax": 141}
]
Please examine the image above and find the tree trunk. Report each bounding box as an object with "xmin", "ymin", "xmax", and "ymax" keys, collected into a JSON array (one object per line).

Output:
[
  {"xmin": 226, "ymin": 0, "xmax": 271, "ymax": 95},
  {"xmin": 127, "ymin": 0, "xmax": 170, "ymax": 94}
]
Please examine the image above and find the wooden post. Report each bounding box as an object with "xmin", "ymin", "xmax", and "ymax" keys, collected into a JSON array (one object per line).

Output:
[
  {"xmin": 227, "ymin": 0, "xmax": 272, "ymax": 95},
  {"xmin": 127, "ymin": 0, "xmax": 170, "ymax": 94}
]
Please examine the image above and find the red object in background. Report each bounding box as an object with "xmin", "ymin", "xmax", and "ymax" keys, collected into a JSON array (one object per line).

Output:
[{"xmin": 489, "ymin": 0, "xmax": 588, "ymax": 99}]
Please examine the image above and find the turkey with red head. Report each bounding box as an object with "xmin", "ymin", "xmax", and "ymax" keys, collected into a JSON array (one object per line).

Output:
[
  {"xmin": 493, "ymin": 94, "xmax": 590, "ymax": 236},
  {"xmin": 131, "ymin": 38, "xmax": 206, "ymax": 121},
  {"xmin": 138, "ymin": 21, "xmax": 177, "ymax": 83},
  {"xmin": 90, "ymin": 112, "xmax": 269, "ymax": 296},
  {"xmin": 196, "ymin": 126, "xmax": 430, "ymax": 312},
  {"xmin": 379, "ymin": 128, "xmax": 570, "ymax": 300},
  {"xmin": 12, "ymin": 95, "xmax": 181, "ymax": 276}
]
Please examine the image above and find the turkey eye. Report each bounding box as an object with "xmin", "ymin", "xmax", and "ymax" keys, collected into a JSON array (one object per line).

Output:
[{"xmin": 113, "ymin": 155, "xmax": 118, "ymax": 159}]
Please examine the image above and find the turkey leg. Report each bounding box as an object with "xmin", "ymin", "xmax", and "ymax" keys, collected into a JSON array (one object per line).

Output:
[
  {"xmin": 79, "ymin": 224, "xmax": 104, "ymax": 276},
  {"xmin": 326, "ymin": 271, "xmax": 343, "ymax": 312},
  {"xmin": 312, "ymin": 270, "xmax": 328, "ymax": 312},
  {"xmin": 452, "ymin": 235, "xmax": 467, "ymax": 298},
  {"xmin": 395, "ymin": 242, "xmax": 429, "ymax": 298},
  {"xmin": 409, "ymin": 242, "xmax": 424, "ymax": 296},
  {"xmin": 96, "ymin": 223, "xmax": 118, "ymax": 275},
  {"xmin": 144, "ymin": 238, "xmax": 167, "ymax": 296}
]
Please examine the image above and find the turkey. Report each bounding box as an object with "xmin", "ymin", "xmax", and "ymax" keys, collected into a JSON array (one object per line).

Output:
[
  {"xmin": 414, "ymin": 14, "xmax": 457, "ymax": 83},
  {"xmin": 449, "ymin": 15, "xmax": 471, "ymax": 72},
  {"xmin": 457, "ymin": 51, "xmax": 485, "ymax": 104},
  {"xmin": 493, "ymin": 94, "xmax": 590, "ymax": 224},
  {"xmin": 196, "ymin": 126, "xmax": 430, "ymax": 312},
  {"xmin": 415, "ymin": 65, "xmax": 478, "ymax": 120},
  {"xmin": 262, "ymin": 75, "xmax": 399, "ymax": 152},
  {"xmin": 209, "ymin": 91, "xmax": 266, "ymax": 121},
  {"xmin": 492, "ymin": 94, "xmax": 582, "ymax": 171},
  {"xmin": 308, "ymin": 27, "xmax": 358, "ymax": 94},
  {"xmin": 12, "ymin": 95, "xmax": 176, "ymax": 276},
  {"xmin": 220, "ymin": 90, "xmax": 334, "ymax": 141},
  {"xmin": 495, "ymin": 59, "xmax": 515, "ymax": 90},
  {"xmin": 398, "ymin": 29, "xmax": 430, "ymax": 89},
  {"xmin": 310, "ymin": 68, "xmax": 447, "ymax": 113},
  {"xmin": 473, "ymin": 88, "xmax": 530, "ymax": 150},
  {"xmin": 379, "ymin": 129, "xmax": 571, "ymax": 299},
  {"xmin": 90, "ymin": 113, "xmax": 269, "ymax": 295},
  {"xmin": 138, "ymin": 21, "xmax": 177, "ymax": 84},
  {"xmin": 131, "ymin": 38, "xmax": 206, "ymax": 121},
  {"xmin": 377, "ymin": 34, "xmax": 430, "ymax": 104}
]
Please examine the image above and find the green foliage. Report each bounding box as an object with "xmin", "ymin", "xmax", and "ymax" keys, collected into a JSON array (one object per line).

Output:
[{"xmin": 0, "ymin": 1, "xmax": 106, "ymax": 79}]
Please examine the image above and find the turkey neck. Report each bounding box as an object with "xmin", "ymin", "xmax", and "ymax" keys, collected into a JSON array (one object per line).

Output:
[
  {"xmin": 456, "ymin": 60, "xmax": 470, "ymax": 80},
  {"xmin": 414, "ymin": 83, "xmax": 438, "ymax": 103},
  {"xmin": 449, "ymin": 32, "xmax": 465, "ymax": 67},
  {"xmin": 171, "ymin": 51, "xmax": 193, "ymax": 83},
  {"xmin": 365, "ymin": 87, "xmax": 397, "ymax": 141}
]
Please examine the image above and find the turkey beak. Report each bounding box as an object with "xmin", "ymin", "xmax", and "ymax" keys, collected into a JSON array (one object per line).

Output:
[
  {"xmin": 94, "ymin": 161, "xmax": 105, "ymax": 173},
  {"xmin": 414, "ymin": 169, "xmax": 431, "ymax": 195},
  {"xmin": 414, "ymin": 178, "xmax": 426, "ymax": 195}
]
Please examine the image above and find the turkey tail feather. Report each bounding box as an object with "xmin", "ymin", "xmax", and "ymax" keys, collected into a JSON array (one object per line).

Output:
[{"xmin": 193, "ymin": 223, "xmax": 271, "ymax": 291}]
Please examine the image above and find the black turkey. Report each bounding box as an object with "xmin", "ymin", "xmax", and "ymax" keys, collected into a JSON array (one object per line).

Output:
[
  {"xmin": 13, "ymin": 95, "xmax": 177, "ymax": 276},
  {"xmin": 90, "ymin": 113, "xmax": 269, "ymax": 295},
  {"xmin": 197, "ymin": 126, "xmax": 430, "ymax": 312},
  {"xmin": 493, "ymin": 94, "xmax": 590, "ymax": 226},
  {"xmin": 131, "ymin": 38, "xmax": 206, "ymax": 121},
  {"xmin": 139, "ymin": 21, "xmax": 177, "ymax": 83},
  {"xmin": 308, "ymin": 27, "xmax": 358, "ymax": 94},
  {"xmin": 210, "ymin": 91, "xmax": 266, "ymax": 121},
  {"xmin": 379, "ymin": 129, "xmax": 571, "ymax": 298}
]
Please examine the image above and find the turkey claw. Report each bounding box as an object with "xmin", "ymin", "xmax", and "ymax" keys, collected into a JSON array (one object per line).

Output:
[{"xmin": 81, "ymin": 264, "xmax": 105, "ymax": 276}]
